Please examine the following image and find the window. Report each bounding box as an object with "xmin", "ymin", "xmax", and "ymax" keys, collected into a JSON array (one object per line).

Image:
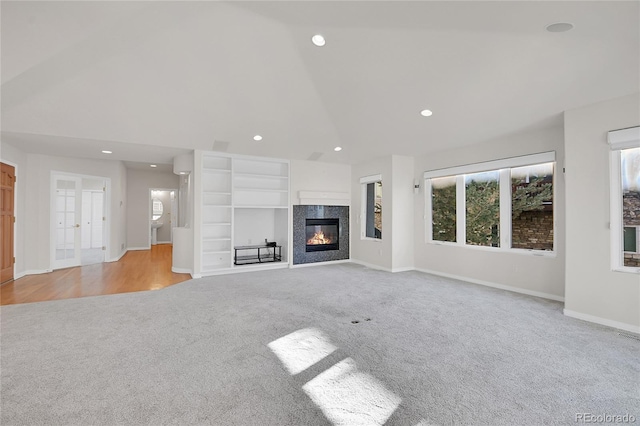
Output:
[
  {"xmin": 511, "ymin": 163, "xmax": 554, "ymax": 251},
  {"xmin": 425, "ymin": 152, "xmax": 555, "ymax": 253},
  {"xmin": 465, "ymin": 171, "xmax": 500, "ymax": 247},
  {"xmin": 609, "ymin": 127, "xmax": 640, "ymax": 272},
  {"xmin": 621, "ymin": 149, "xmax": 640, "ymax": 267},
  {"xmin": 360, "ymin": 174, "xmax": 382, "ymax": 239},
  {"xmin": 431, "ymin": 176, "xmax": 456, "ymax": 242}
]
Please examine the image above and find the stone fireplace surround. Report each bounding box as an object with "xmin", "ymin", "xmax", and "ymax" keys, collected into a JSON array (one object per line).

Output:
[{"xmin": 293, "ymin": 205, "xmax": 349, "ymax": 265}]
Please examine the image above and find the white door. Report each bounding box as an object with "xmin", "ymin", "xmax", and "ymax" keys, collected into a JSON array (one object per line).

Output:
[{"xmin": 53, "ymin": 175, "xmax": 82, "ymax": 269}]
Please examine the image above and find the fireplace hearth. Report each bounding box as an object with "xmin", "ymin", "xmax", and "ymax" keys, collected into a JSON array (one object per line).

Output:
[{"xmin": 306, "ymin": 218, "xmax": 339, "ymax": 252}]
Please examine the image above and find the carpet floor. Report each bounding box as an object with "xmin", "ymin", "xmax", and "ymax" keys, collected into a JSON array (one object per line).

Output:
[{"xmin": 1, "ymin": 263, "xmax": 638, "ymax": 425}]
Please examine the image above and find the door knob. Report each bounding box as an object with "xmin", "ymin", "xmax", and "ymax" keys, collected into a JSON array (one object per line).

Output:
[{"xmin": 75, "ymin": 224, "xmax": 80, "ymax": 228}]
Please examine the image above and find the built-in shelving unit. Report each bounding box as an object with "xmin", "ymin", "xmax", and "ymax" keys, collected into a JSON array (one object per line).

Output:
[
  {"xmin": 200, "ymin": 154, "xmax": 233, "ymax": 273},
  {"xmin": 195, "ymin": 151, "xmax": 290, "ymax": 276}
]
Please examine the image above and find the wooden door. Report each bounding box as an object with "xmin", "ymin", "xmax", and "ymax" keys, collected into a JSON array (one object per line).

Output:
[{"xmin": 1, "ymin": 163, "xmax": 16, "ymax": 283}]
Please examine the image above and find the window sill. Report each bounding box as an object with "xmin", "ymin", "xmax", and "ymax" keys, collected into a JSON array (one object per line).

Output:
[
  {"xmin": 428, "ymin": 240, "xmax": 556, "ymax": 258},
  {"xmin": 361, "ymin": 237, "xmax": 383, "ymax": 242},
  {"xmin": 612, "ymin": 267, "xmax": 640, "ymax": 274}
]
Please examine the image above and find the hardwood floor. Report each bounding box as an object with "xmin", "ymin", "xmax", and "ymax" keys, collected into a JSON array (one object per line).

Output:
[{"xmin": 0, "ymin": 245, "xmax": 192, "ymax": 306}]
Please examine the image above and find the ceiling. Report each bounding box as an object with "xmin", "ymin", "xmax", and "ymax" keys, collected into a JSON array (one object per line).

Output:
[{"xmin": 1, "ymin": 1, "xmax": 638, "ymax": 167}]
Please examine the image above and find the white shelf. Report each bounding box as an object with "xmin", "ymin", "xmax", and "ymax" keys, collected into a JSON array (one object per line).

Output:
[
  {"xmin": 235, "ymin": 172, "xmax": 288, "ymax": 179},
  {"xmin": 198, "ymin": 151, "xmax": 290, "ymax": 275},
  {"xmin": 234, "ymin": 188, "xmax": 288, "ymax": 193},
  {"xmin": 234, "ymin": 206, "xmax": 289, "ymax": 209}
]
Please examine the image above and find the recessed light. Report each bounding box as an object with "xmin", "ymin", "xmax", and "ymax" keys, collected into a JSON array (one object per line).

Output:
[
  {"xmin": 545, "ymin": 22, "xmax": 574, "ymax": 33},
  {"xmin": 312, "ymin": 34, "xmax": 326, "ymax": 47},
  {"xmin": 179, "ymin": 172, "xmax": 187, "ymax": 175},
  {"xmin": 420, "ymin": 109, "xmax": 433, "ymax": 117},
  {"xmin": 150, "ymin": 164, "xmax": 157, "ymax": 168},
  {"xmin": 253, "ymin": 135, "xmax": 263, "ymax": 141},
  {"xmin": 334, "ymin": 146, "xmax": 342, "ymax": 152},
  {"xmin": 101, "ymin": 150, "xmax": 112, "ymax": 154}
]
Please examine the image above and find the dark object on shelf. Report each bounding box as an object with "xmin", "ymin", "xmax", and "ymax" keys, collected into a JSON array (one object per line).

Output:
[
  {"xmin": 235, "ymin": 244, "xmax": 282, "ymax": 265},
  {"xmin": 265, "ymin": 239, "xmax": 277, "ymax": 248}
]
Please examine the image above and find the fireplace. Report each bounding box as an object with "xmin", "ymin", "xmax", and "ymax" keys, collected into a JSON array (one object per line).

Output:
[{"xmin": 305, "ymin": 218, "xmax": 339, "ymax": 252}]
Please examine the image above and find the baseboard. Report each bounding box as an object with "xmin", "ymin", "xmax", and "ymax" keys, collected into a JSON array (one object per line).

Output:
[
  {"xmin": 349, "ymin": 259, "xmax": 394, "ymax": 272},
  {"xmin": 290, "ymin": 259, "xmax": 351, "ymax": 268},
  {"xmin": 106, "ymin": 249, "xmax": 128, "ymax": 263},
  {"xmin": 197, "ymin": 262, "xmax": 290, "ymax": 278},
  {"xmin": 127, "ymin": 247, "xmax": 149, "ymax": 251},
  {"xmin": 391, "ymin": 266, "xmax": 414, "ymax": 273},
  {"xmin": 171, "ymin": 267, "xmax": 193, "ymax": 275},
  {"xmin": 13, "ymin": 269, "xmax": 52, "ymax": 279},
  {"xmin": 563, "ymin": 309, "xmax": 640, "ymax": 334},
  {"xmin": 414, "ymin": 267, "xmax": 565, "ymax": 302},
  {"xmin": 156, "ymin": 241, "xmax": 172, "ymax": 245}
]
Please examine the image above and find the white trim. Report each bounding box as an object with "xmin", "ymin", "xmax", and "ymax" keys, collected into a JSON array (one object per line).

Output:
[
  {"xmin": 359, "ymin": 174, "xmax": 382, "ymax": 184},
  {"xmin": 290, "ymin": 259, "xmax": 351, "ymax": 268},
  {"xmin": 14, "ymin": 269, "xmax": 53, "ymax": 279},
  {"xmin": 106, "ymin": 249, "xmax": 128, "ymax": 262},
  {"xmin": 156, "ymin": 241, "xmax": 173, "ymax": 244},
  {"xmin": 390, "ymin": 266, "xmax": 414, "ymax": 273},
  {"xmin": 126, "ymin": 247, "xmax": 149, "ymax": 251},
  {"xmin": 423, "ymin": 151, "xmax": 556, "ymax": 179},
  {"xmin": 563, "ymin": 309, "xmax": 640, "ymax": 334},
  {"xmin": 350, "ymin": 259, "xmax": 393, "ymax": 272},
  {"xmin": 456, "ymin": 175, "xmax": 465, "ymax": 244},
  {"xmin": 200, "ymin": 262, "xmax": 289, "ymax": 276},
  {"xmin": 171, "ymin": 267, "xmax": 193, "ymax": 274},
  {"xmin": 608, "ymin": 126, "xmax": 640, "ymax": 151},
  {"xmin": 414, "ymin": 267, "xmax": 565, "ymax": 302}
]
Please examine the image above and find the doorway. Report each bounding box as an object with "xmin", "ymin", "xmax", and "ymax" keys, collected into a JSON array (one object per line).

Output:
[
  {"xmin": 52, "ymin": 172, "xmax": 109, "ymax": 270},
  {"xmin": 81, "ymin": 178, "xmax": 106, "ymax": 266},
  {"xmin": 149, "ymin": 189, "xmax": 177, "ymax": 245}
]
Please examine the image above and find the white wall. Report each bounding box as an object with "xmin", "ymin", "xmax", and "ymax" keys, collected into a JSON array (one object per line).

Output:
[
  {"xmin": 126, "ymin": 169, "xmax": 179, "ymax": 249},
  {"xmin": 391, "ymin": 155, "xmax": 415, "ymax": 271},
  {"xmin": 0, "ymin": 142, "xmax": 27, "ymax": 277},
  {"xmin": 413, "ymin": 126, "xmax": 566, "ymax": 300},
  {"xmin": 8, "ymin": 151, "xmax": 127, "ymax": 272},
  {"xmin": 564, "ymin": 92, "xmax": 640, "ymax": 331},
  {"xmin": 351, "ymin": 156, "xmax": 393, "ymax": 270},
  {"xmin": 290, "ymin": 160, "xmax": 351, "ymax": 205}
]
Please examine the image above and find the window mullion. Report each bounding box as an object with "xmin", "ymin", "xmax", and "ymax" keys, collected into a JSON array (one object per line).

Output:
[
  {"xmin": 500, "ymin": 168, "xmax": 511, "ymax": 249},
  {"xmin": 456, "ymin": 175, "xmax": 465, "ymax": 245},
  {"xmin": 425, "ymin": 178, "xmax": 433, "ymax": 242}
]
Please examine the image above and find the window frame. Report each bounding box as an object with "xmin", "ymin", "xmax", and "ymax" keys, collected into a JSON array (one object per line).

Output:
[
  {"xmin": 360, "ymin": 174, "xmax": 383, "ymax": 241},
  {"xmin": 608, "ymin": 126, "xmax": 640, "ymax": 273},
  {"xmin": 424, "ymin": 152, "xmax": 556, "ymax": 257}
]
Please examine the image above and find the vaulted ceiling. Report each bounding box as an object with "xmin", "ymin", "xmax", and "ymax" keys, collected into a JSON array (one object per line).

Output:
[{"xmin": 2, "ymin": 1, "xmax": 638, "ymax": 166}]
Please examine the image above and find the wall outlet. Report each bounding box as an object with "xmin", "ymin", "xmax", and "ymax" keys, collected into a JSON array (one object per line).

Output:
[{"xmin": 121, "ymin": 243, "xmax": 125, "ymax": 250}]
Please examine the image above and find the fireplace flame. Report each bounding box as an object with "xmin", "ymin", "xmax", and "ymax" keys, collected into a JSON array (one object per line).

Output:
[{"xmin": 307, "ymin": 231, "xmax": 332, "ymax": 245}]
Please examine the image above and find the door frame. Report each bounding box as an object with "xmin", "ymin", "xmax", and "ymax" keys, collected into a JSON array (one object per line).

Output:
[
  {"xmin": 50, "ymin": 171, "xmax": 111, "ymax": 270},
  {"xmin": 149, "ymin": 188, "xmax": 178, "ymax": 246},
  {"xmin": 1, "ymin": 160, "xmax": 18, "ymax": 282}
]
